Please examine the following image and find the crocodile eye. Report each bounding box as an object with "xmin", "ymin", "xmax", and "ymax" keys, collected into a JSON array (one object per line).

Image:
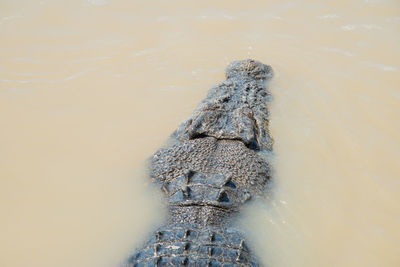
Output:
[
  {"xmin": 224, "ymin": 179, "xmax": 236, "ymax": 189},
  {"xmin": 217, "ymin": 190, "xmax": 230, "ymax": 203}
]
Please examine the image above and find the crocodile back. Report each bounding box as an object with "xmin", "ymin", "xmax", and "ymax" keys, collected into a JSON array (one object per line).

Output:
[{"xmin": 125, "ymin": 224, "xmax": 260, "ymax": 267}]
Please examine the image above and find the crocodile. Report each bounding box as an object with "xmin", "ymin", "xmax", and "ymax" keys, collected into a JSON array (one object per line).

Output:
[{"xmin": 124, "ymin": 59, "xmax": 273, "ymax": 267}]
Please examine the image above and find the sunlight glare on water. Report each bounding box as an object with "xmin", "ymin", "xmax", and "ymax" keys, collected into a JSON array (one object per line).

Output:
[{"xmin": 1, "ymin": 0, "xmax": 399, "ymax": 266}]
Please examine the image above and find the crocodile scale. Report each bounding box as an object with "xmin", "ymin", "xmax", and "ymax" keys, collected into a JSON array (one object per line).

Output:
[{"xmin": 124, "ymin": 59, "xmax": 273, "ymax": 267}]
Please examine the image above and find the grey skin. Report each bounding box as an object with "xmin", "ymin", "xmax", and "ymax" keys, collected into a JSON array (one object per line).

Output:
[{"xmin": 124, "ymin": 59, "xmax": 273, "ymax": 267}]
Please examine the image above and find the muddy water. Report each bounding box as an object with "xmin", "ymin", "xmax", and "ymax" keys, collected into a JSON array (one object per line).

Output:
[{"xmin": 1, "ymin": 0, "xmax": 399, "ymax": 266}]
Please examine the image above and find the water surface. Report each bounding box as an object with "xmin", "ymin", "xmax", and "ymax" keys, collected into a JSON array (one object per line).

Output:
[{"xmin": 1, "ymin": 1, "xmax": 399, "ymax": 266}]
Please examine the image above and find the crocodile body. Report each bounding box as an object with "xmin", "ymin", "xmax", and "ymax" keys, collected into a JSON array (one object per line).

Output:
[{"xmin": 124, "ymin": 59, "xmax": 273, "ymax": 267}]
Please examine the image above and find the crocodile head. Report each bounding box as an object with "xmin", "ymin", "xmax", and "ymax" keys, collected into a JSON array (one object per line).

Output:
[
  {"xmin": 174, "ymin": 59, "xmax": 273, "ymax": 151},
  {"xmin": 225, "ymin": 59, "xmax": 273, "ymax": 81}
]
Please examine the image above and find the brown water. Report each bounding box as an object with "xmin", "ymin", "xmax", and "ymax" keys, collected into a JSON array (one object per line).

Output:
[{"xmin": 1, "ymin": 1, "xmax": 399, "ymax": 266}]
